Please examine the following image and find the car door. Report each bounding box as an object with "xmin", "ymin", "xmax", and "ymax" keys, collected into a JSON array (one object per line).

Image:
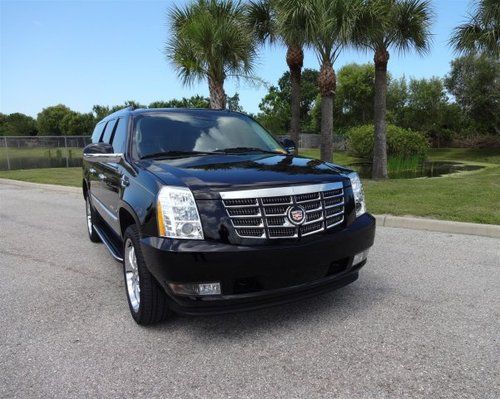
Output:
[
  {"xmin": 91, "ymin": 119, "xmax": 120, "ymax": 232},
  {"xmin": 99, "ymin": 116, "xmax": 129, "ymax": 236},
  {"xmin": 87, "ymin": 121, "xmax": 106, "ymax": 197}
]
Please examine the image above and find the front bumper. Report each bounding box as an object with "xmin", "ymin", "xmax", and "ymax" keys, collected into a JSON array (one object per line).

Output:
[{"xmin": 141, "ymin": 213, "xmax": 376, "ymax": 315}]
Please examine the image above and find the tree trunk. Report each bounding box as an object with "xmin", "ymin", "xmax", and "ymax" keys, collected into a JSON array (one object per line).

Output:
[
  {"xmin": 286, "ymin": 45, "xmax": 304, "ymax": 154},
  {"xmin": 372, "ymin": 48, "xmax": 389, "ymax": 179},
  {"xmin": 208, "ymin": 77, "xmax": 226, "ymax": 109},
  {"xmin": 318, "ymin": 60, "xmax": 336, "ymax": 162}
]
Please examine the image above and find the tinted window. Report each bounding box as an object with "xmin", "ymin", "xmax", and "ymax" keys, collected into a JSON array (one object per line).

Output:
[
  {"xmin": 133, "ymin": 112, "xmax": 285, "ymax": 158},
  {"xmin": 101, "ymin": 119, "xmax": 117, "ymax": 144},
  {"xmin": 91, "ymin": 122, "xmax": 105, "ymax": 144},
  {"xmin": 111, "ymin": 117, "xmax": 128, "ymax": 154}
]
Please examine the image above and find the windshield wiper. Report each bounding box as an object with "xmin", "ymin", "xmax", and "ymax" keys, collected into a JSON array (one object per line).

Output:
[
  {"xmin": 140, "ymin": 150, "xmax": 213, "ymax": 159},
  {"xmin": 213, "ymin": 147, "xmax": 285, "ymax": 155}
]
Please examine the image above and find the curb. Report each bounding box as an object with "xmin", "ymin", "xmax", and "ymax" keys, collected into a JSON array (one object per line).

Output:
[
  {"xmin": 375, "ymin": 214, "xmax": 500, "ymax": 239},
  {"xmin": 1, "ymin": 178, "xmax": 499, "ymax": 239}
]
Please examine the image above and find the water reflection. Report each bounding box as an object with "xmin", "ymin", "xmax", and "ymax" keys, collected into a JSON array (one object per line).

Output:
[{"xmin": 352, "ymin": 161, "xmax": 484, "ymax": 179}]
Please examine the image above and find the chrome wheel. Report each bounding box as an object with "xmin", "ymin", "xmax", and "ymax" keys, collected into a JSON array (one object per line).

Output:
[
  {"xmin": 86, "ymin": 197, "xmax": 93, "ymax": 235},
  {"xmin": 124, "ymin": 238, "xmax": 140, "ymax": 312}
]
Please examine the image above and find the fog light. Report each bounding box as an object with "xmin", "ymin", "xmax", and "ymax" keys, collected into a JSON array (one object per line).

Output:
[
  {"xmin": 353, "ymin": 250, "xmax": 369, "ymax": 266},
  {"xmin": 168, "ymin": 282, "xmax": 221, "ymax": 296}
]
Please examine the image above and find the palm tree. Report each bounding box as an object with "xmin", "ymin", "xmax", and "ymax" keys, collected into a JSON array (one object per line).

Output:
[
  {"xmin": 246, "ymin": 0, "xmax": 306, "ymax": 151},
  {"xmin": 281, "ymin": 0, "xmax": 363, "ymax": 162},
  {"xmin": 356, "ymin": 0, "xmax": 433, "ymax": 179},
  {"xmin": 450, "ymin": 0, "xmax": 499, "ymax": 58},
  {"xmin": 166, "ymin": 0, "xmax": 257, "ymax": 109}
]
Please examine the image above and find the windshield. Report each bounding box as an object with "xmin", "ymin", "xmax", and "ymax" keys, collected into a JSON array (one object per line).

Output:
[{"xmin": 132, "ymin": 111, "xmax": 286, "ymax": 159}]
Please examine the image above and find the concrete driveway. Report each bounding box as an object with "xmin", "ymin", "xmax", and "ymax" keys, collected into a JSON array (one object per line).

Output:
[{"xmin": 0, "ymin": 180, "xmax": 498, "ymax": 398}]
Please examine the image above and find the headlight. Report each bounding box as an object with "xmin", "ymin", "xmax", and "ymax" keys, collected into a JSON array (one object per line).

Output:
[
  {"xmin": 348, "ymin": 172, "xmax": 366, "ymax": 217},
  {"xmin": 156, "ymin": 186, "xmax": 204, "ymax": 240}
]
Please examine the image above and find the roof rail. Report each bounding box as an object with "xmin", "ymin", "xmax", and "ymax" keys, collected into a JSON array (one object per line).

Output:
[{"xmin": 104, "ymin": 105, "xmax": 135, "ymax": 119}]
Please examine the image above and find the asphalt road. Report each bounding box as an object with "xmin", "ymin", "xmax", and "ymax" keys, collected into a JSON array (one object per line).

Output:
[{"xmin": 0, "ymin": 180, "xmax": 499, "ymax": 399}]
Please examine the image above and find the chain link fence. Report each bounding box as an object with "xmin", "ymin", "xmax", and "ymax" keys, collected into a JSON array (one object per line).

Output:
[{"xmin": 0, "ymin": 136, "xmax": 91, "ymax": 171}]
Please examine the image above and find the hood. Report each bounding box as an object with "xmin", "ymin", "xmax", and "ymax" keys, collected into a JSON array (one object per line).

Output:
[{"xmin": 142, "ymin": 153, "xmax": 351, "ymax": 199}]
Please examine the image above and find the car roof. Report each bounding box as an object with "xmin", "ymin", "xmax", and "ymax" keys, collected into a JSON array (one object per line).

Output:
[{"xmin": 100, "ymin": 107, "xmax": 238, "ymax": 123}]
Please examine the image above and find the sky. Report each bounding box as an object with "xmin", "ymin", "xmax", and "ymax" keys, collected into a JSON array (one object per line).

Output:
[{"xmin": 0, "ymin": 0, "xmax": 472, "ymax": 117}]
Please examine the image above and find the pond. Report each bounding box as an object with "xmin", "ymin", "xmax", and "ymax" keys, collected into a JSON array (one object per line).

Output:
[{"xmin": 351, "ymin": 161, "xmax": 485, "ymax": 179}]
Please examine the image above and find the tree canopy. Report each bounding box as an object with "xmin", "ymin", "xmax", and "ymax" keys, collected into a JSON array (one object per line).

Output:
[
  {"xmin": 166, "ymin": 0, "xmax": 257, "ymax": 108},
  {"xmin": 0, "ymin": 113, "xmax": 37, "ymax": 136},
  {"xmin": 445, "ymin": 55, "xmax": 500, "ymax": 135}
]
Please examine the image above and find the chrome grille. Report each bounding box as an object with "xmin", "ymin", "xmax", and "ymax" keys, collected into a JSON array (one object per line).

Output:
[{"xmin": 221, "ymin": 182, "xmax": 345, "ymax": 239}]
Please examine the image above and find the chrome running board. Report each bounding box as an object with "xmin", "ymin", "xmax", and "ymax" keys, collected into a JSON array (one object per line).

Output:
[{"xmin": 93, "ymin": 223, "xmax": 123, "ymax": 262}]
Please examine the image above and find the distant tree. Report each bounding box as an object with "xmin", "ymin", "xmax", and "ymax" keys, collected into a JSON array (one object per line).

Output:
[
  {"xmin": 166, "ymin": 0, "xmax": 257, "ymax": 109},
  {"xmin": 450, "ymin": 0, "xmax": 499, "ymax": 58},
  {"xmin": 147, "ymin": 101, "xmax": 170, "ymax": 109},
  {"xmin": 37, "ymin": 105, "xmax": 72, "ymax": 136},
  {"xmin": 227, "ymin": 93, "xmax": 243, "ymax": 112},
  {"xmin": 404, "ymin": 77, "xmax": 449, "ymax": 141},
  {"xmin": 386, "ymin": 76, "xmax": 408, "ymax": 124},
  {"xmin": 92, "ymin": 105, "xmax": 112, "ymax": 121},
  {"xmin": 60, "ymin": 112, "xmax": 95, "ymax": 136},
  {"xmin": 278, "ymin": 69, "xmax": 320, "ymax": 129},
  {"xmin": 445, "ymin": 55, "xmax": 500, "ymax": 135},
  {"xmin": 0, "ymin": 113, "xmax": 37, "ymax": 136},
  {"xmin": 256, "ymin": 86, "xmax": 291, "ymax": 134},
  {"xmin": 92, "ymin": 101, "xmax": 146, "ymax": 121},
  {"xmin": 256, "ymin": 68, "xmax": 319, "ymax": 134},
  {"xmin": 335, "ymin": 63, "xmax": 375, "ymax": 126},
  {"xmin": 149, "ymin": 95, "xmax": 210, "ymax": 109}
]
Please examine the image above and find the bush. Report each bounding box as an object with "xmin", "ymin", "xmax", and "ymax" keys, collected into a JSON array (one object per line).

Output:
[{"xmin": 347, "ymin": 124, "xmax": 428, "ymax": 159}]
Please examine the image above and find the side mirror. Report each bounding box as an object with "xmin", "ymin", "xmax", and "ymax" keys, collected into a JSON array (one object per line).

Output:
[
  {"xmin": 83, "ymin": 143, "xmax": 123, "ymax": 164},
  {"xmin": 281, "ymin": 138, "xmax": 296, "ymax": 154}
]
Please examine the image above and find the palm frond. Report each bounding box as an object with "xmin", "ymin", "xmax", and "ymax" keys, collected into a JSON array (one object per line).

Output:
[
  {"xmin": 449, "ymin": 0, "xmax": 499, "ymax": 57},
  {"xmin": 165, "ymin": 0, "xmax": 258, "ymax": 88},
  {"xmin": 245, "ymin": 0, "xmax": 278, "ymax": 44},
  {"xmin": 279, "ymin": 0, "xmax": 362, "ymax": 63},
  {"xmin": 391, "ymin": 0, "xmax": 433, "ymax": 55}
]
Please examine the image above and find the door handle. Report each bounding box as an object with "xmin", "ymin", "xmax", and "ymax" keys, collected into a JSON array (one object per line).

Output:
[
  {"xmin": 98, "ymin": 173, "xmax": 106, "ymax": 181},
  {"xmin": 120, "ymin": 175, "xmax": 130, "ymax": 188},
  {"xmin": 89, "ymin": 168, "xmax": 96, "ymax": 174}
]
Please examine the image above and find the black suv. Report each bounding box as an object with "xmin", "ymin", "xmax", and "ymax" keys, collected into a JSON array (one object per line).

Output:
[{"xmin": 83, "ymin": 107, "xmax": 375, "ymax": 324}]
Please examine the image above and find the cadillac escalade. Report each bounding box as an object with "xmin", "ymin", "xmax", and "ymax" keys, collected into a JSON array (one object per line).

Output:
[{"xmin": 82, "ymin": 107, "xmax": 376, "ymax": 325}]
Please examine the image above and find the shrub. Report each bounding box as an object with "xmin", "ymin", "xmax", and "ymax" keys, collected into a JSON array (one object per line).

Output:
[{"xmin": 346, "ymin": 124, "xmax": 428, "ymax": 159}]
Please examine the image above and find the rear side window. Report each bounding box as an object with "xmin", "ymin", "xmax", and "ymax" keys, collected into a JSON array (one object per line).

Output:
[
  {"xmin": 111, "ymin": 117, "xmax": 128, "ymax": 154},
  {"xmin": 91, "ymin": 122, "xmax": 105, "ymax": 144},
  {"xmin": 101, "ymin": 119, "xmax": 117, "ymax": 144}
]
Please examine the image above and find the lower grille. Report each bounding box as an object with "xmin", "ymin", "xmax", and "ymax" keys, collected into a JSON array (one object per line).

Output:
[{"xmin": 221, "ymin": 182, "xmax": 345, "ymax": 239}]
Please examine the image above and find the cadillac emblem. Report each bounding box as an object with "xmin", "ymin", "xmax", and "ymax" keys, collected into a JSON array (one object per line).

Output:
[{"xmin": 286, "ymin": 205, "xmax": 306, "ymax": 225}]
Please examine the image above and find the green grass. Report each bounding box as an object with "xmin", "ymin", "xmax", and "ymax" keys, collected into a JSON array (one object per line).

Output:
[
  {"xmin": 0, "ymin": 146, "xmax": 83, "ymax": 160},
  {"xmin": 0, "ymin": 148, "xmax": 499, "ymax": 224},
  {"xmin": 0, "ymin": 167, "xmax": 82, "ymax": 187},
  {"xmin": 363, "ymin": 166, "xmax": 500, "ymax": 224}
]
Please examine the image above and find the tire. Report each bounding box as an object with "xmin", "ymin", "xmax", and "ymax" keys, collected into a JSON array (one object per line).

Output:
[
  {"xmin": 85, "ymin": 195, "xmax": 101, "ymax": 243},
  {"xmin": 123, "ymin": 224, "xmax": 172, "ymax": 325}
]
